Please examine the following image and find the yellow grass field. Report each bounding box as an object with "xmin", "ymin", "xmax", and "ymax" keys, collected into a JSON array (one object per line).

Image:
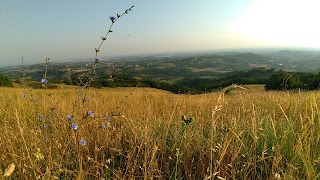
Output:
[{"xmin": 0, "ymin": 86, "xmax": 319, "ymax": 179}]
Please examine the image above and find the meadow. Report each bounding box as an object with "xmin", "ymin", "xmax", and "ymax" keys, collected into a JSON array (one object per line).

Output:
[{"xmin": 0, "ymin": 85, "xmax": 319, "ymax": 179}]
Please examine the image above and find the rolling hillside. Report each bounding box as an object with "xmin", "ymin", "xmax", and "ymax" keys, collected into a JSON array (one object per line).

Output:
[{"xmin": 1, "ymin": 49, "xmax": 320, "ymax": 93}]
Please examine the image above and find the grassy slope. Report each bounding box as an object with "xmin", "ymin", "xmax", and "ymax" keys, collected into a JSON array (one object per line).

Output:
[{"xmin": 0, "ymin": 86, "xmax": 319, "ymax": 179}]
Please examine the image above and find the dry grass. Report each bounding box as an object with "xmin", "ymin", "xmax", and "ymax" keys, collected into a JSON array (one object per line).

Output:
[{"xmin": 0, "ymin": 86, "xmax": 319, "ymax": 179}]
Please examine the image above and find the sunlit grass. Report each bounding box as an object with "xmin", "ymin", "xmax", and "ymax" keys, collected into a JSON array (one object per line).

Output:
[{"xmin": 0, "ymin": 86, "xmax": 319, "ymax": 179}]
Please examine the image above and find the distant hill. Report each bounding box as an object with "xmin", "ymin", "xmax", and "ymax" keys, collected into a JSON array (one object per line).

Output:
[
  {"xmin": 269, "ymin": 50, "xmax": 320, "ymax": 71},
  {"xmin": 2, "ymin": 49, "xmax": 320, "ymax": 83},
  {"xmin": 271, "ymin": 49, "xmax": 320, "ymax": 61}
]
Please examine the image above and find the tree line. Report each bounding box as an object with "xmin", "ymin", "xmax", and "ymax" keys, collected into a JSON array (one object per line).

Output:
[
  {"xmin": 265, "ymin": 70, "xmax": 320, "ymax": 91},
  {"xmin": 3, "ymin": 68, "xmax": 320, "ymax": 93}
]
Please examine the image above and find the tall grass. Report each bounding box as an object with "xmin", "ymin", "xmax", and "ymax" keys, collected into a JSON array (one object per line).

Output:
[{"xmin": 0, "ymin": 86, "xmax": 319, "ymax": 179}]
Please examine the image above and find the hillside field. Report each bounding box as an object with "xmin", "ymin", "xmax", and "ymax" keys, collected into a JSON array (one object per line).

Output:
[{"xmin": 0, "ymin": 86, "xmax": 319, "ymax": 179}]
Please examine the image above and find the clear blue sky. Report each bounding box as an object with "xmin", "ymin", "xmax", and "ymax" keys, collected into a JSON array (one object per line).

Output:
[{"xmin": 1, "ymin": 0, "xmax": 320, "ymax": 66}]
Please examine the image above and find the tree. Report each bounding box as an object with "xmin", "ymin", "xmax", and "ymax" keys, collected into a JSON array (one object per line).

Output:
[
  {"xmin": 0, "ymin": 73, "xmax": 13, "ymax": 87},
  {"xmin": 265, "ymin": 71, "xmax": 301, "ymax": 90}
]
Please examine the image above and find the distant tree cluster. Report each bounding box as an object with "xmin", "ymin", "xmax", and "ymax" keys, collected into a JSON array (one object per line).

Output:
[
  {"xmin": 59, "ymin": 68, "xmax": 274, "ymax": 94},
  {"xmin": 15, "ymin": 66, "xmax": 320, "ymax": 93},
  {"xmin": 265, "ymin": 70, "xmax": 320, "ymax": 90},
  {"xmin": 63, "ymin": 73, "xmax": 189, "ymax": 94},
  {"xmin": 0, "ymin": 73, "xmax": 13, "ymax": 87},
  {"xmin": 178, "ymin": 67, "xmax": 274, "ymax": 93}
]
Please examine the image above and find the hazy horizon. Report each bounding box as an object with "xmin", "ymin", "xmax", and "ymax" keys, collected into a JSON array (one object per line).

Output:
[{"xmin": 1, "ymin": 0, "xmax": 320, "ymax": 67}]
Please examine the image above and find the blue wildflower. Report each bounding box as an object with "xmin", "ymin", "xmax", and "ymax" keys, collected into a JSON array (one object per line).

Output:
[
  {"xmin": 67, "ymin": 115, "xmax": 73, "ymax": 121},
  {"xmin": 106, "ymin": 116, "xmax": 111, "ymax": 121},
  {"xmin": 95, "ymin": 56, "xmax": 102, "ymax": 63},
  {"xmin": 38, "ymin": 114, "xmax": 42, "ymax": 117},
  {"xmin": 41, "ymin": 119, "xmax": 45, "ymax": 123},
  {"xmin": 87, "ymin": 110, "xmax": 94, "ymax": 117},
  {"xmin": 43, "ymin": 125, "xmax": 48, "ymax": 129},
  {"xmin": 101, "ymin": 123, "xmax": 106, "ymax": 129},
  {"xmin": 41, "ymin": 79, "xmax": 48, "ymax": 84},
  {"xmin": 79, "ymin": 139, "xmax": 87, "ymax": 146},
  {"xmin": 71, "ymin": 123, "xmax": 78, "ymax": 131}
]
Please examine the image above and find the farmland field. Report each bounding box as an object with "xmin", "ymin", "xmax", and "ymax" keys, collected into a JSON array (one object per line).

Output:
[{"xmin": 0, "ymin": 86, "xmax": 319, "ymax": 179}]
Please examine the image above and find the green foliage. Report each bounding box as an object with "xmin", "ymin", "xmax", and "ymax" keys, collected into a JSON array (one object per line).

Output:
[
  {"xmin": 178, "ymin": 67, "xmax": 274, "ymax": 93},
  {"xmin": 54, "ymin": 67, "xmax": 277, "ymax": 94},
  {"xmin": 265, "ymin": 70, "xmax": 320, "ymax": 90},
  {"xmin": 0, "ymin": 73, "xmax": 13, "ymax": 87}
]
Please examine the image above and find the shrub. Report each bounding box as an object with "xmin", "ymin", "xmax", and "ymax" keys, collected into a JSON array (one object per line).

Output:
[{"xmin": 0, "ymin": 73, "xmax": 13, "ymax": 87}]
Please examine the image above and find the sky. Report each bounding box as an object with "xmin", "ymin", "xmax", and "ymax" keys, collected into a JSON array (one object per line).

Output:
[{"xmin": 1, "ymin": 0, "xmax": 320, "ymax": 66}]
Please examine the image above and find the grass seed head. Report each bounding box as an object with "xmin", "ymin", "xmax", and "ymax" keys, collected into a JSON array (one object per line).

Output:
[{"xmin": 3, "ymin": 163, "xmax": 15, "ymax": 177}]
